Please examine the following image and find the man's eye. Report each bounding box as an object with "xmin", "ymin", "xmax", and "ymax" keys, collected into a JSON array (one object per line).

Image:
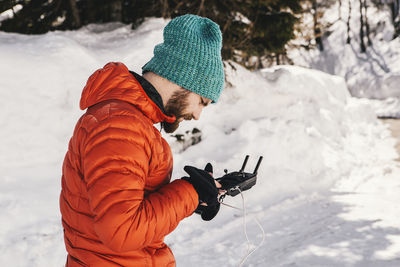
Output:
[{"xmin": 201, "ymin": 98, "xmax": 208, "ymax": 106}]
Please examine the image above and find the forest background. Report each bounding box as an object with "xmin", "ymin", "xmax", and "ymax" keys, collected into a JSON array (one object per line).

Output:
[{"xmin": 1, "ymin": 0, "xmax": 399, "ymax": 70}]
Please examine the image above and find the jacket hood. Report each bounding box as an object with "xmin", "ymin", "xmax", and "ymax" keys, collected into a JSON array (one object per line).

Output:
[{"xmin": 80, "ymin": 62, "xmax": 176, "ymax": 124}]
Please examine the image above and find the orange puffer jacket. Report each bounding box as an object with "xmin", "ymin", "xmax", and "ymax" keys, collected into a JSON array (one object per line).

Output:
[{"xmin": 60, "ymin": 62, "xmax": 198, "ymax": 266}]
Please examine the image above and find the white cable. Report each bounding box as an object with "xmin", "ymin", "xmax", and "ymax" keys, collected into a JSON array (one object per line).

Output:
[
  {"xmin": 219, "ymin": 189, "xmax": 265, "ymax": 267},
  {"xmin": 238, "ymin": 189, "xmax": 251, "ymax": 267},
  {"xmin": 220, "ymin": 201, "xmax": 241, "ymax": 211}
]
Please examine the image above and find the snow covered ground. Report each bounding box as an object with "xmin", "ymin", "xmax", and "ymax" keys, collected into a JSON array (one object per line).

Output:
[{"xmin": 1, "ymin": 18, "xmax": 400, "ymax": 266}]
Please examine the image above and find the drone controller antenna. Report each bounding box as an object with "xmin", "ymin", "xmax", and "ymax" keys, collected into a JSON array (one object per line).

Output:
[
  {"xmin": 239, "ymin": 155, "xmax": 250, "ymax": 173},
  {"xmin": 253, "ymin": 156, "xmax": 264, "ymax": 174}
]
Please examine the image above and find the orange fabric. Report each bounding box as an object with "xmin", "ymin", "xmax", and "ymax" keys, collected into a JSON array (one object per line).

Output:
[{"xmin": 60, "ymin": 62, "xmax": 199, "ymax": 266}]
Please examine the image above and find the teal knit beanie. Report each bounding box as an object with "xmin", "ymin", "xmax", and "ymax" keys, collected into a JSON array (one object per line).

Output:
[{"xmin": 142, "ymin": 14, "xmax": 224, "ymax": 103}]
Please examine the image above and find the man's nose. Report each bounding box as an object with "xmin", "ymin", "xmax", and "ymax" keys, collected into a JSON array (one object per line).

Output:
[{"xmin": 192, "ymin": 108, "xmax": 202, "ymax": 120}]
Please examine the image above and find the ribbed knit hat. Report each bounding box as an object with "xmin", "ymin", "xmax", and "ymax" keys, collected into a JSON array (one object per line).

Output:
[{"xmin": 142, "ymin": 14, "xmax": 224, "ymax": 103}]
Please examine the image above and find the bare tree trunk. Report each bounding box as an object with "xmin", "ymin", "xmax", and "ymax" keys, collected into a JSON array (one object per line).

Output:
[
  {"xmin": 398, "ymin": 0, "xmax": 400, "ymax": 19},
  {"xmin": 389, "ymin": 1, "xmax": 396, "ymax": 22},
  {"xmin": 394, "ymin": 0, "xmax": 400, "ymax": 39},
  {"xmin": 197, "ymin": 0, "xmax": 205, "ymax": 16},
  {"xmin": 276, "ymin": 53, "xmax": 280, "ymax": 65},
  {"xmin": 68, "ymin": 0, "xmax": 81, "ymax": 28},
  {"xmin": 389, "ymin": 0, "xmax": 399, "ymax": 22},
  {"xmin": 109, "ymin": 0, "xmax": 122, "ymax": 21},
  {"xmin": 312, "ymin": 0, "xmax": 324, "ymax": 51},
  {"xmin": 339, "ymin": 0, "xmax": 342, "ymax": 20},
  {"xmin": 85, "ymin": 0, "xmax": 95, "ymax": 23},
  {"xmin": 359, "ymin": 0, "xmax": 366, "ymax": 52},
  {"xmin": 257, "ymin": 56, "xmax": 263, "ymax": 69},
  {"xmin": 347, "ymin": 0, "xmax": 352, "ymax": 44},
  {"xmin": 394, "ymin": 0, "xmax": 399, "ymax": 21},
  {"xmin": 363, "ymin": 0, "xmax": 372, "ymax": 46},
  {"xmin": 160, "ymin": 0, "xmax": 169, "ymax": 18}
]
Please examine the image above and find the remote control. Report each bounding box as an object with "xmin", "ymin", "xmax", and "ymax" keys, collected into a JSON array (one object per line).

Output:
[{"xmin": 216, "ymin": 155, "xmax": 263, "ymax": 197}]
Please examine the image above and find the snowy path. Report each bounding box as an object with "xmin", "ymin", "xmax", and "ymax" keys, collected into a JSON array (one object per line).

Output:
[
  {"xmin": 173, "ymin": 178, "xmax": 400, "ymax": 266},
  {"xmin": 255, "ymin": 125, "xmax": 400, "ymax": 267},
  {"xmin": 174, "ymin": 192, "xmax": 400, "ymax": 266},
  {"xmin": 248, "ymin": 121, "xmax": 400, "ymax": 266},
  {"xmin": 172, "ymin": 118, "xmax": 400, "ymax": 266}
]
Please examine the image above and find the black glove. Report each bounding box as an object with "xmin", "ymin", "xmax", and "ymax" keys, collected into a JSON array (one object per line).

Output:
[
  {"xmin": 182, "ymin": 163, "xmax": 220, "ymax": 221},
  {"xmin": 194, "ymin": 202, "xmax": 220, "ymax": 221},
  {"xmin": 182, "ymin": 164, "xmax": 219, "ymax": 206},
  {"xmin": 196, "ymin": 163, "xmax": 221, "ymax": 221}
]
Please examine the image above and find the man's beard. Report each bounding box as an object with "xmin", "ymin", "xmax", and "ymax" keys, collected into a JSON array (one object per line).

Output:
[{"xmin": 162, "ymin": 89, "xmax": 192, "ymax": 133}]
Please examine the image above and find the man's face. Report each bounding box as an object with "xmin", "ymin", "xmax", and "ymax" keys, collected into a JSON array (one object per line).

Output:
[{"xmin": 162, "ymin": 89, "xmax": 212, "ymax": 133}]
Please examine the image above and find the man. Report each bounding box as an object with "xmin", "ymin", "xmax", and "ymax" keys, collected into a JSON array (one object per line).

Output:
[{"xmin": 60, "ymin": 14, "xmax": 224, "ymax": 266}]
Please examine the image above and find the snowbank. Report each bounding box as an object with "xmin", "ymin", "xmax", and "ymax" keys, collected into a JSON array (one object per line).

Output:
[
  {"xmin": 0, "ymin": 18, "xmax": 398, "ymax": 266},
  {"xmin": 171, "ymin": 62, "xmax": 387, "ymax": 207}
]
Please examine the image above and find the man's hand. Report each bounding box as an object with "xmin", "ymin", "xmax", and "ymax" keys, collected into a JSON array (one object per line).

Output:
[
  {"xmin": 200, "ymin": 164, "xmax": 223, "ymax": 206},
  {"xmin": 196, "ymin": 163, "xmax": 222, "ymax": 221},
  {"xmin": 181, "ymin": 163, "xmax": 221, "ymax": 221},
  {"xmin": 182, "ymin": 164, "xmax": 219, "ymax": 206}
]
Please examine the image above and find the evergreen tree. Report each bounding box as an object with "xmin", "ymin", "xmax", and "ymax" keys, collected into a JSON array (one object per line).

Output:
[
  {"xmin": 0, "ymin": 0, "xmax": 65, "ymax": 34},
  {"xmin": 163, "ymin": 0, "xmax": 303, "ymax": 67},
  {"xmin": 0, "ymin": 0, "xmax": 17, "ymax": 13},
  {"xmin": 0, "ymin": 0, "xmax": 304, "ymax": 68},
  {"xmin": 249, "ymin": 0, "xmax": 302, "ymax": 62}
]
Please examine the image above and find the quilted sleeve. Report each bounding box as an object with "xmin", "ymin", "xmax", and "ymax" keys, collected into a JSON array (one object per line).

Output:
[{"xmin": 82, "ymin": 116, "xmax": 198, "ymax": 253}]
